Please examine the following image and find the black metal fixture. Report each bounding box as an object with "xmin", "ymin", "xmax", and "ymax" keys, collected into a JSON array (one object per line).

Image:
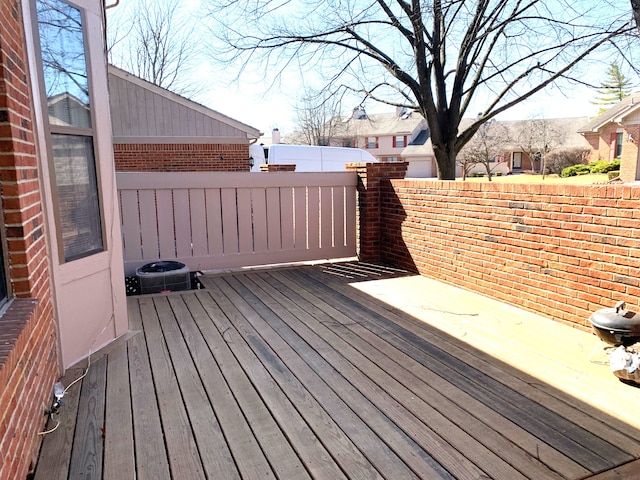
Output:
[
  {"xmin": 589, "ymin": 301, "xmax": 640, "ymax": 346},
  {"xmin": 249, "ymin": 156, "xmax": 254, "ymax": 168}
]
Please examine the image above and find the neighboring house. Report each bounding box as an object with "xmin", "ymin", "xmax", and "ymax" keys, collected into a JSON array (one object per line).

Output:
[
  {"xmin": 578, "ymin": 92, "xmax": 640, "ymax": 181},
  {"xmin": 1, "ymin": 0, "xmax": 127, "ymax": 477},
  {"xmin": 332, "ymin": 109, "xmax": 589, "ymax": 178},
  {"xmin": 108, "ymin": 65, "xmax": 262, "ymax": 172},
  {"xmin": 457, "ymin": 116, "xmax": 589, "ymax": 177},
  {"xmin": 498, "ymin": 116, "xmax": 591, "ymax": 174},
  {"xmin": 332, "ymin": 108, "xmax": 432, "ymax": 176}
]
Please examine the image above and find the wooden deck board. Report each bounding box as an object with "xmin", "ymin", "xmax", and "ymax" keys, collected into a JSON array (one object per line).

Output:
[
  {"xmin": 299, "ymin": 268, "xmax": 633, "ymax": 473},
  {"xmin": 255, "ymin": 270, "xmax": 576, "ymax": 480},
  {"xmin": 35, "ymin": 264, "xmax": 640, "ymax": 480},
  {"xmin": 137, "ymin": 297, "xmax": 208, "ymax": 479},
  {"xmin": 68, "ymin": 354, "xmax": 107, "ymax": 480},
  {"xmin": 127, "ymin": 295, "xmax": 171, "ymax": 480},
  {"xmin": 103, "ymin": 342, "xmax": 135, "ymax": 479},
  {"xmin": 33, "ymin": 368, "xmax": 84, "ymax": 480},
  {"xmin": 177, "ymin": 292, "xmax": 315, "ymax": 480}
]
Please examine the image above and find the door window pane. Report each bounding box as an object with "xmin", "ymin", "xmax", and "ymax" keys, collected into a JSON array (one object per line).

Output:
[
  {"xmin": 36, "ymin": 0, "xmax": 91, "ymax": 128},
  {"xmin": 51, "ymin": 135, "xmax": 103, "ymax": 261}
]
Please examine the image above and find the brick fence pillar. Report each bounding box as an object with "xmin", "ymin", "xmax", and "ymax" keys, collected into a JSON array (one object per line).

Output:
[{"xmin": 346, "ymin": 162, "xmax": 407, "ymax": 262}]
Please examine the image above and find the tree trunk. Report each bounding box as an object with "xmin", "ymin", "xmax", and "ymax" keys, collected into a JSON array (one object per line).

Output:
[
  {"xmin": 633, "ymin": 0, "xmax": 640, "ymax": 32},
  {"xmin": 433, "ymin": 143, "xmax": 458, "ymax": 180}
]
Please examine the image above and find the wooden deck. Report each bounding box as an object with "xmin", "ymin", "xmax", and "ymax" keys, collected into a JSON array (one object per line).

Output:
[{"xmin": 34, "ymin": 263, "xmax": 640, "ymax": 479}]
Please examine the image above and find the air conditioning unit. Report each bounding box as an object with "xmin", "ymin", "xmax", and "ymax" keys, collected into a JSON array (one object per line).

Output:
[{"xmin": 136, "ymin": 261, "xmax": 190, "ymax": 294}]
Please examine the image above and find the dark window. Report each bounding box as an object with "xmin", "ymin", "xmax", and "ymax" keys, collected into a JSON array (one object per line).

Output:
[
  {"xmin": 616, "ymin": 132, "xmax": 623, "ymax": 158},
  {"xmin": 36, "ymin": 0, "xmax": 104, "ymax": 262}
]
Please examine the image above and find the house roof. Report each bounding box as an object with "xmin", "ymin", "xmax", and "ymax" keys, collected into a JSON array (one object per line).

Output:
[
  {"xmin": 578, "ymin": 92, "xmax": 640, "ymax": 133},
  {"xmin": 497, "ymin": 116, "xmax": 590, "ymax": 150},
  {"xmin": 400, "ymin": 116, "xmax": 589, "ymax": 158},
  {"xmin": 108, "ymin": 65, "xmax": 262, "ymax": 143},
  {"xmin": 337, "ymin": 111, "xmax": 426, "ymax": 137}
]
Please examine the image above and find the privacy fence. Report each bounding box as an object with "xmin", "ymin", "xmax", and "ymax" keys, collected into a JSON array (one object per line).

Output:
[{"xmin": 117, "ymin": 172, "xmax": 357, "ymax": 276}]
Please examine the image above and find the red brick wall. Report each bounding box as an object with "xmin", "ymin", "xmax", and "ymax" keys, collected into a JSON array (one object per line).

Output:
[
  {"xmin": 378, "ymin": 179, "xmax": 640, "ymax": 330},
  {"xmin": 352, "ymin": 164, "xmax": 640, "ymax": 331},
  {"xmin": 0, "ymin": 1, "xmax": 59, "ymax": 478},
  {"xmin": 114, "ymin": 143, "xmax": 251, "ymax": 171},
  {"xmin": 346, "ymin": 162, "xmax": 408, "ymax": 262}
]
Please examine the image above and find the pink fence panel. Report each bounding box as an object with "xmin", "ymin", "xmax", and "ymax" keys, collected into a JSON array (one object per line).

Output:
[{"xmin": 117, "ymin": 172, "xmax": 357, "ymax": 275}]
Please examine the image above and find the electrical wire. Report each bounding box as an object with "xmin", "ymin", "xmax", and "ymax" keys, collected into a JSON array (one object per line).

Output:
[
  {"xmin": 62, "ymin": 351, "xmax": 92, "ymax": 397},
  {"xmin": 38, "ymin": 415, "xmax": 60, "ymax": 436},
  {"xmin": 37, "ymin": 350, "xmax": 92, "ymax": 436}
]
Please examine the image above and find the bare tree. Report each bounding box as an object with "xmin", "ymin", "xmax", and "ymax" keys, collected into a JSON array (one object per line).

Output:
[
  {"xmin": 296, "ymin": 90, "xmax": 344, "ymax": 146},
  {"xmin": 106, "ymin": 0, "xmax": 203, "ymax": 97},
  {"xmin": 518, "ymin": 117, "xmax": 564, "ymax": 178},
  {"xmin": 458, "ymin": 121, "xmax": 509, "ymax": 181},
  {"xmin": 205, "ymin": 0, "xmax": 634, "ymax": 180},
  {"xmin": 633, "ymin": 0, "xmax": 640, "ymax": 31}
]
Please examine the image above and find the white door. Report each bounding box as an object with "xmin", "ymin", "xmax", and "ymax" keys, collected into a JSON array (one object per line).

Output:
[
  {"xmin": 513, "ymin": 152, "xmax": 522, "ymax": 170},
  {"xmin": 25, "ymin": 0, "xmax": 128, "ymax": 368}
]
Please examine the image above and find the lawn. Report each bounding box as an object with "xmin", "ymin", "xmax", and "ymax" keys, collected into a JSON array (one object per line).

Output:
[{"xmin": 460, "ymin": 173, "xmax": 610, "ymax": 184}]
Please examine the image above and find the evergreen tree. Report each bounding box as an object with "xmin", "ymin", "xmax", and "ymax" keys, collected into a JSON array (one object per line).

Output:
[{"xmin": 593, "ymin": 63, "xmax": 632, "ymax": 112}]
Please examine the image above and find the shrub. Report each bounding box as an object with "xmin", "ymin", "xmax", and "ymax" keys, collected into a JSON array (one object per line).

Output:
[
  {"xmin": 545, "ymin": 147, "xmax": 590, "ymax": 175},
  {"xmin": 590, "ymin": 159, "xmax": 621, "ymax": 173},
  {"xmin": 561, "ymin": 164, "xmax": 591, "ymax": 177},
  {"xmin": 560, "ymin": 158, "xmax": 620, "ymax": 177},
  {"xmin": 608, "ymin": 170, "xmax": 621, "ymax": 180}
]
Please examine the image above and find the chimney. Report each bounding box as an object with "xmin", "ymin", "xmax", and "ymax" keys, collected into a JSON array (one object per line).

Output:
[
  {"xmin": 272, "ymin": 128, "xmax": 281, "ymax": 144},
  {"xmin": 352, "ymin": 106, "xmax": 366, "ymax": 119}
]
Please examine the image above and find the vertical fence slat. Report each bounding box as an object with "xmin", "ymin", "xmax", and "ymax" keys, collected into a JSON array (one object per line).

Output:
[
  {"xmin": 345, "ymin": 185, "xmax": 357, "ymax": 250},
  {"xmin": 266, "ymin": 187, "xmax": 282, "ymax": 251},
  {"xmin": 190, "ymin": 189, "xmax": 208, "ymax": 258},
  {"xmin": 320, "ymin": 187, "xmax": 333, "ymax": 248},
  {"xmin": 173, "ymin": 189, "xmax": 192, "ymax": 257},
  {"xmin": 156, "ymin": 190, "xmax": 176, "ymax": 259},
  {"xmin": 280, "ymin": 187, "xmax": 294, "ymax": 250},
  {"xmin": 138, "ymin": 190, "xmax": 160, "ymax": 261},
  {"xmin": 120, "ymin": 190, "xmax": 142, "ymax": 261},
  {"xmin": 206, "ymin": 189, "xmax": 223, "ymax": 255},
  {"xmin": 221, "ymin": 188, "xmax": 239, "ymax": 255},
  {"xmin": 294, "ymin": 186, "xmax": 307, "ymax": 250},
  {"xmin": 307, "ymin": 186, "xmax": 320, "ymax": 250},
  {"xmin": 333, "ymin": 186, "xmax": 345, "ymax": 248},
  {"xmin": 236, "ymin": 189, "xmax": 253, "ymax": 253},
  {"xmin": 252, "ymin": 188, "xmax": 268, "ymax": 253}
]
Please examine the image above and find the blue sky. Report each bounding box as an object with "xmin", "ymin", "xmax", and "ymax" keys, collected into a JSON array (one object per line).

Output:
[{"xmin": 108, "ymin": 0, "xmax": 638, "ymax": 137}]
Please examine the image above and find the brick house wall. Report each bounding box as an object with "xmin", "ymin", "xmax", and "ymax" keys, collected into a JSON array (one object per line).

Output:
[
  {"xmin": 582, "ymin": 123, "xmax": 639, "ymax": 180},
  {"xmin": 114, "ymin": 143, "xmax": 251, "ymax": 172},
  {"xmin": 582, "ymin": 133, "xmax": 601, "ymax": 163},
  {"xmin": 353, "ymin": 163, "xmax": 640, "ymax": 331},
  {"xmin": 620, "ymin": 124, "xmax": 640, "ymax": 181},
  {"xmin": 0, "ymin": 1, "xmax": 60, "ymax": 478}
]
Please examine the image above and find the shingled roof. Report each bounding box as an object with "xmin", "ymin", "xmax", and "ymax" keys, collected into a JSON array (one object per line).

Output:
[{"xmin": 578, "ymin": 92, "xmax": 640, "ymax": 133}]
